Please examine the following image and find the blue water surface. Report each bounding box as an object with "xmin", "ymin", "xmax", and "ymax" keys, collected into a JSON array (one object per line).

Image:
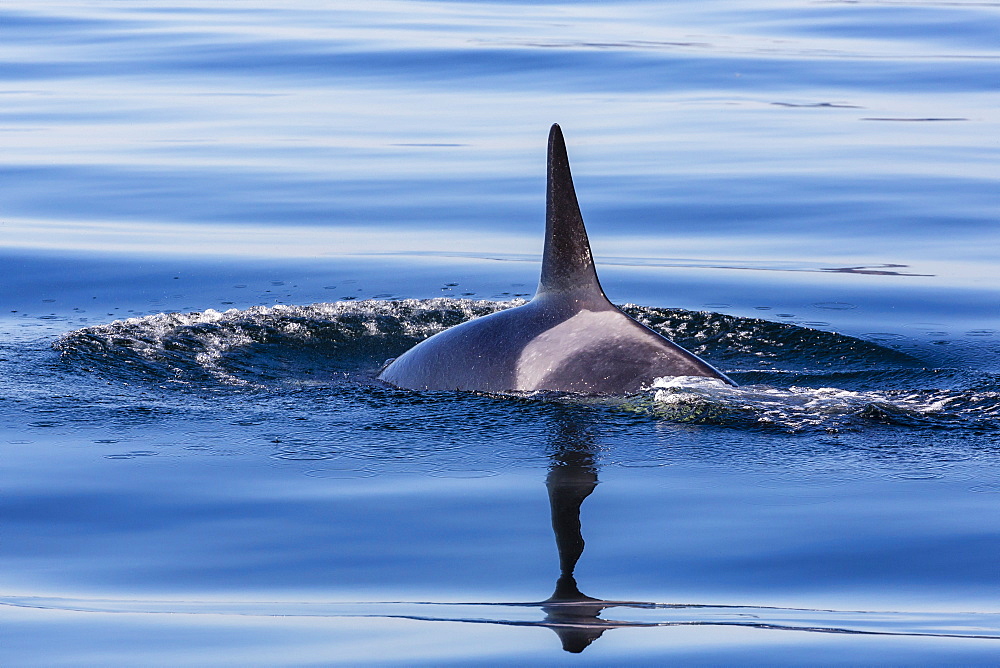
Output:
[{"xmin": 2, "ymin": 1, "xmax": 1000, "ymax": 665}]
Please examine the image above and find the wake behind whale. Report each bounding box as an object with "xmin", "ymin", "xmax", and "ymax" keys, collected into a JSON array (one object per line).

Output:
[{"xmin": 54, "ymin": 297, "xmax": 998, "ymax": 435}]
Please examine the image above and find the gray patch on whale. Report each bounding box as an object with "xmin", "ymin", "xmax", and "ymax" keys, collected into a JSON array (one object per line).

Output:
[{"xmin": 378, "ymin": 124, "xmax": 734, "ymax": 393}]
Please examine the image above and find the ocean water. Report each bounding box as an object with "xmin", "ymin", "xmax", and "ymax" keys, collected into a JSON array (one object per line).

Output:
[{"xmin": 3, "ymin": 1, "xmax": 1000, "ymax": 665}]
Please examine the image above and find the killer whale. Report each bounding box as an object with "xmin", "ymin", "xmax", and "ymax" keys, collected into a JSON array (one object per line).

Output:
[{"xmin": 378, "ymin": 124, "xmax": 734, "ymax": 393}]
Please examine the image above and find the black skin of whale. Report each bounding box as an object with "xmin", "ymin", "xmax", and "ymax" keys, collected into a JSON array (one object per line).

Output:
[{"xmin": 378, "ymin": 124, "xmax": 734, "ymax": 393}]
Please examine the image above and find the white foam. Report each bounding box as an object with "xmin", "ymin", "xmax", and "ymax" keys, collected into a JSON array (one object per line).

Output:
[{"xmin": 649, "ymin": 375, "xmax": 962, "ymax": 431}]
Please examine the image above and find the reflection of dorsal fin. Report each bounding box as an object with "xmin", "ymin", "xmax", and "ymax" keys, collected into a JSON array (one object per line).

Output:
[{"xmin": 537, "ymin": 124, "xmax": 606, "ymax": 298}]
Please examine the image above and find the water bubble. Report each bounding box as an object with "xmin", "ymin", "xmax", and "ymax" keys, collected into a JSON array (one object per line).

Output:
[
  {"xmin": 812, "ymin": 302, "xmax": 857, "ymax": 310},
  {"xmin": 613, "ymin": 459, "xmax": 672, "ymax": 468},
  {"xmin": 890, "ymin": 470, "xmax": 945, "ymax": 480},
  {"xmin": 863, "ymin": 332, "xmax": 906, "ymax": 342},
  {"xmin": 426, "ymin": 469, "xmax": 499, "ymax": 478},
  {"xmin": 272, "ymin": 451, "xmax": 336, "ymax": 461},
  {"xmin": 104, "ymin": 451, "xmax": 157, "ymax": 459},
  {"xmin": 303, "ymin": 468, "xmax": 377, "ymax": 479}
]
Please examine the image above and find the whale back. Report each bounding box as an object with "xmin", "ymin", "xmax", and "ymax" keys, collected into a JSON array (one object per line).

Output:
[{"xmin": 376, "ymin": 125, "xmax": 734, "ymax": 392}]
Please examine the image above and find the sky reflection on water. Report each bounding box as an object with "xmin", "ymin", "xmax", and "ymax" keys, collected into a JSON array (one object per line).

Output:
[{"xmin": 3, "ymin": 0, "xmax": 1000, "ymax": 665}]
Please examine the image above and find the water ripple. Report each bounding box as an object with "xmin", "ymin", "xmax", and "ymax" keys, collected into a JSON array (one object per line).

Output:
[{"xmin": 49, "ymin": 299, "xmax": 997, "ymax": 436}]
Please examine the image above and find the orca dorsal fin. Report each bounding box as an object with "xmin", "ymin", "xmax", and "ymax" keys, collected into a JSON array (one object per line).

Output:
[{"xmin": 536, "ymin": 124, "xmax": 607, "ymax": 300}]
